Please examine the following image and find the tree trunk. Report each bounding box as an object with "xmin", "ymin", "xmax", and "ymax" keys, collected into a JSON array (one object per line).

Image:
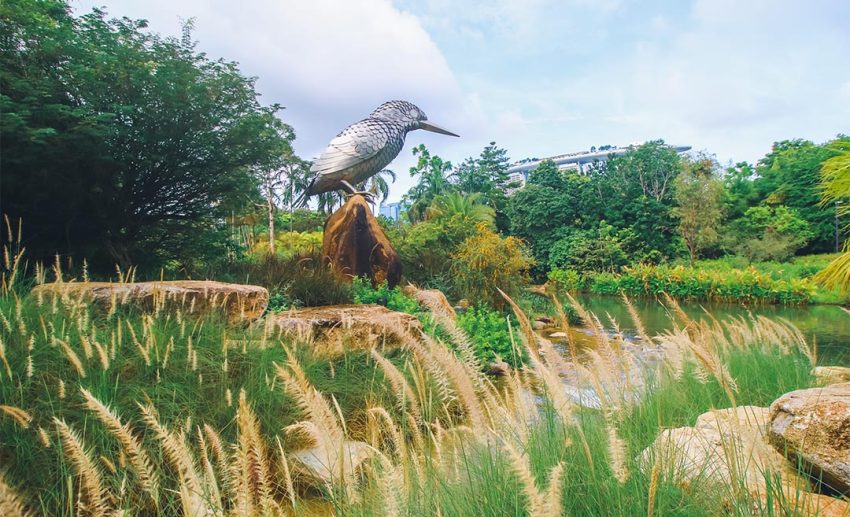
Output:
[{"xmin": 267, "ymin": 194, "xmax": 275, "ymax": 256}]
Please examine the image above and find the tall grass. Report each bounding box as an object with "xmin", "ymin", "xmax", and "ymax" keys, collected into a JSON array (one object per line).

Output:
[{"xmin": 0, "ymin": 239, "xmax": 833, "ymax": 515}]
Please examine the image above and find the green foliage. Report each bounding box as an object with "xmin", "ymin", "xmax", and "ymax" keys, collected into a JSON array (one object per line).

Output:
[
  {"xmin": 752, "ymin": 139, "xmax": 841, "ymax": 253},
  {"xmin": 0, "ymin": 0, "xmax": 293, "ymax": 273},
  {"xmin": 403, "ymin": 144, "xmax": 455, "ymax": 222},
  {"xmin": 550, "ymin": 262, "xmax": 818, "ymax": 304},
  {"xmin": 351, "ymin": 277, "xmax": 419, "ymax": 314},
  {"xmin": 731, "ymin": 206, "xmax": 813, "ymax": 262},
  {"xmin": 456, "ymin": 306, "xmax": 525, "ymax": 367},
  {"xmin": 426, "ymin": 192, "xmax": 495, "ymax": 225},
  {"xmin": 549, "ymin": 222, "xmax": 629, "ymax": 273}
]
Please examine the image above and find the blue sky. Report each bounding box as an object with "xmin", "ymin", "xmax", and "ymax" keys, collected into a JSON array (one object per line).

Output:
[{"xmin": 73, "ymin": 0, "xmax": 850, "ymax": 202}]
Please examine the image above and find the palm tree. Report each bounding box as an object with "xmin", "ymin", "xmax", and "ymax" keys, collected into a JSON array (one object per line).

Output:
[
  {"xmin": 815, "ymin": 137, "xmax": 850, "ymax": 290},
  {"xmin": 358, "ymin": 169, "xmax": 396, "ymax": 205},
  {"xmin": 404, "ymin": 144, "xmax": 455, "ymax": 222},
  {"xmin": 426, "ymin": 192, "xmax": 495, "ymax": 225}
]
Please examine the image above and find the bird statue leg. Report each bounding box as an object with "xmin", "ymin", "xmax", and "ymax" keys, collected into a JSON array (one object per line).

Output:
[{"xmin": 339, "ymin": 180, "xmax": 376, "ymax": 204}]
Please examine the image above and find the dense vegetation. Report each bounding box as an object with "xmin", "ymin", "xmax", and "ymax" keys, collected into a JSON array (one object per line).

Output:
[{"xmin": 0, "ymin": 264, "xmax": 824, "ymax": 516}]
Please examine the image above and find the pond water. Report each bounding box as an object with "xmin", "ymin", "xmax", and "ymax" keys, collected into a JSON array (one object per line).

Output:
[{"xmin": 568, "ymin": 295, "xmax": 850, "ymax": 365}]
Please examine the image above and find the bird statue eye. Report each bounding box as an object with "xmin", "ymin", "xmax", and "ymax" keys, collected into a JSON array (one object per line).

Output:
[{"xmin": 408, "ymin": 109, "xmax": 419, "ymax": 119}]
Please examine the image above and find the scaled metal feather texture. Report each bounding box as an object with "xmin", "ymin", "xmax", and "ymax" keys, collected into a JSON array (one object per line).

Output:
[{"xmin": 303, "ymin": 100, "xmax": 458, "ymax": 199}]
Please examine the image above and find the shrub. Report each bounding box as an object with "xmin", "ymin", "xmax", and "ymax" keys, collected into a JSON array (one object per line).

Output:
[
  {"xmin": 456, "ymin": 305, "xmax": 525, "ymax": 366},
  {"xmin": 351, "ymin": 277, "xmax": 419, "ymax": 314},
  {"xmin": 451, "ymin": 224, "xmax": 533, "ymax": 309}
]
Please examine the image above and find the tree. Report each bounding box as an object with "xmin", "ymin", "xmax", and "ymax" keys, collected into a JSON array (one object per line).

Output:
[
  {"xmin": 507, "ymin": 160, "xmax": 598, "ymax": 274},
  {"xmin": 403, "ymin": 144, "xmax": 454, "ymax": 222},
  {"xmin": 1, "ymin": 1, "xmax": 293, "ymax": 272},
  {"xmin": 673, "ymin": 156, "xmax": 724, "ymax": 266},
  {"xmin": 585, "ymin": 141, "xmax": 683, "ymax": 261},
  {"xmin": 360, "ymin": 169, "xmax": 397, "ymax": 205},
  {"xmin": 426, "ymin": 192, "xmax": 495, "ymax": 225},
  {"xmin": 732, "ymin": 206, "xmax": 813, "ymax": 262},
  {"xmin": 753, "ymin": 139, "xmax": 842, "ymax": 253}
]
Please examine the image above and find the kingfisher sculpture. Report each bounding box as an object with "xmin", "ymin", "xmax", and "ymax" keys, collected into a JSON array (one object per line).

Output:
[{"xmin": 300, "ymin": 100, "xmax": 459, "ymax": 203}]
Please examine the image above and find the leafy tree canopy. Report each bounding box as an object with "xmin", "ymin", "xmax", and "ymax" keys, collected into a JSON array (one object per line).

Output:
[{"xmin": 1, "ymin": 0, "xmax": 293, "ymax": 273}]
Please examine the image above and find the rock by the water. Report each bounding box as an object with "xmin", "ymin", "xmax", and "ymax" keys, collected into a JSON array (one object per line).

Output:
[
  {"xmin": 289, "ymin": 440, "xmax": 371, "ymax": 487},
  {"xmin": 548, "ymin": 331, "xmax": 568, "ymax": 339},
  {"xmin": 768, "ymin": 383, "xmax": 850, "ymax": 494},
  {"xmin": 813, "ymin": 366, "xmax": 850, "ymax": 386},
  {"xmin": 322, "ymin": 195, "xmax": 401, "ymax": 287},
  {"xmin": 265, "ymin": 304, "xmax": 422, "ymax": 357},
  {"xmin": 642, "ymin": 406, "xmax": 809, "ymax": 490},
  {"xmin": 31, "ymin": 281, "xmax": 268, "ymax": 322}
]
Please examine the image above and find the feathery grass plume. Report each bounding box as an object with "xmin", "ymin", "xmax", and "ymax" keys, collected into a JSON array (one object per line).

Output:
[
  {"xmin": 502, "ymin": 440, "xmax": 545, "ymax": 516},
  {"xmin": 563, "ymin": 292, "xmax": 607, "ymax": 340},
  {"xmin": 202, "ymin": 424, "xmax": 233, "ymax": 500},
  {"xmin": 371, "ymin": 348, "xmax": 421, "ymax": 421},
  {"xmin": 544, "ymin": 462, "xmax": 565, "ymax": 517},
  {"xmin": 0, "ymin": 471, "xmax": 31, "ymax": 517},
  {"xmin": 37, "ymin": 426, "xmax": 52, "ymax": 448},
  {"xmin": 233, "ymin": 391, "xmax": 273, "ymax": 516},
  {"xmin": 79, "ymin": 388, "xmax": 159, "ymax": 502},
  {"xmin": 498, "ymin": 288, "xmax": 540, "ymax": 359},
  {"xmin": 137, "ymin": 404, "xmax": 212, "ymax": 516},
  {"xmin": 91, "ymin": 339, "xmax": 109, "ymax": 371},
  {"xmin": 275, "ymin": 436, "xmax": 298, "ymax": 512},
  {"xmin": 367, "ymin": 406, "xmax": 406, "ymax": 460},
  {"xmin": 54, "ymin": 338, "xmax": 86, "ymax": 378},
  {"xmin": 0, "ymin": 336, "xmax": 11, "ymax": 378},
  {"xmin": 194, "ymin": 427, "xmax": 223, "ymax": 515},
  {"xmin": 409, "ymin": 286, "xmax": 483, "ymax": 377},
  {"xmin": 53, "ymin": 418, "xmax": 109, "ymax": 515},
  {"xmin": 276, "ymin": 349, "xmax": 344, "ymax": 443},
  {"xmin": 606, "ymin": 424, "xmax": 629, "ymax": 484},
  {"xmin": 622, "ymin": 292, "xmax": 652, "ymax": 345},
  {"xmin": 372, "ymin": 450, "xmax": 403, "ymax": 517},
  {"xmin": 500, "ymin": 289, "xmax": 574, "ymax": 425},
  {"xmin": 646, "ymin": 452, "xmax": 661, "ymax": 517},
  {"xmin": 58, "ymin": 379, "xmax": 66, "ymax": 399},
  {"xmin": 661, "ymin": 293, "xmax": 696, "ymax": 334},
  {"xmin": 420, "ymin": 333, "xmax": 487, "ymax": 431},
  {"xmin": 549, "ymin": 293, "xmax": 581, "ymax": 365},
  {"xmin": 0, "ymin": 406, "xmax": 32, "ymax": 428}
]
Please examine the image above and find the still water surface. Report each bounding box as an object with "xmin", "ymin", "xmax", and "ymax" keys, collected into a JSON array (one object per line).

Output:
[{"xmin": 571, "ymin": 295, "xmax": 850, "ymax": 365}]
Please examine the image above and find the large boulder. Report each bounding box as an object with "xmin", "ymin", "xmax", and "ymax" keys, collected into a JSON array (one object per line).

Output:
[
  {"xmin": 289, "ymin": 440, "xmax": 371, "ymax": 487},
  {"xmin": 323, "ymin": 195, "xmax": 401, "ymax": 287},
  {"xmin": 265, "ymin": 304, "xmax": 422, "ymax": 357},
  {"xmin": 768, "ymin": 383, "xmax": 850, "ymax": 495},
  {"xmin": 813, "ymin": 366, "xmax": 850, "ymax": 386},
  {"xmin": 31, "ymin": 281, "xmax": 268, "ymax": 322},
  {"xmin": 643, "ymin": 406, "xmax": 850, "ymax": 515}
]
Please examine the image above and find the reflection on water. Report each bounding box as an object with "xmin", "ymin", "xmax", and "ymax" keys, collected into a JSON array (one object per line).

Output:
[{"xmin": 569, "ymin": 295, "xmax": 850, "ymax": 365}]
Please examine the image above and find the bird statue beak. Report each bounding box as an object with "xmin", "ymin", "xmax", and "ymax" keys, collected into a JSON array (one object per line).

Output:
[{"xmin": 419, "ymin": 121, "xmax": 459, "ymax": 137}]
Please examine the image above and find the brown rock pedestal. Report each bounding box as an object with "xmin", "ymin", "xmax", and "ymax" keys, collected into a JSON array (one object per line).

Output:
[{"xmin": 322, "ymin": 195, "xmax": 401, "ymax": 287}]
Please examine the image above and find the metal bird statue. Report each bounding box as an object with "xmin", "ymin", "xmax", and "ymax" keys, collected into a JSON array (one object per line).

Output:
[{"xmin": 299, "ymin": 100, "xmax": 459, "ymax": 205}]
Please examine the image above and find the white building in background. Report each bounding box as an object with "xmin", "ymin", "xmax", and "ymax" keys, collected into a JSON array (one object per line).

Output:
[
  {"xmin": 379, "ymin": 201, "xmax": 403, "ymax": 221},
  {"xmin": 506, "ymin": 143, "xmax": 692, "ymax": 189}
]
